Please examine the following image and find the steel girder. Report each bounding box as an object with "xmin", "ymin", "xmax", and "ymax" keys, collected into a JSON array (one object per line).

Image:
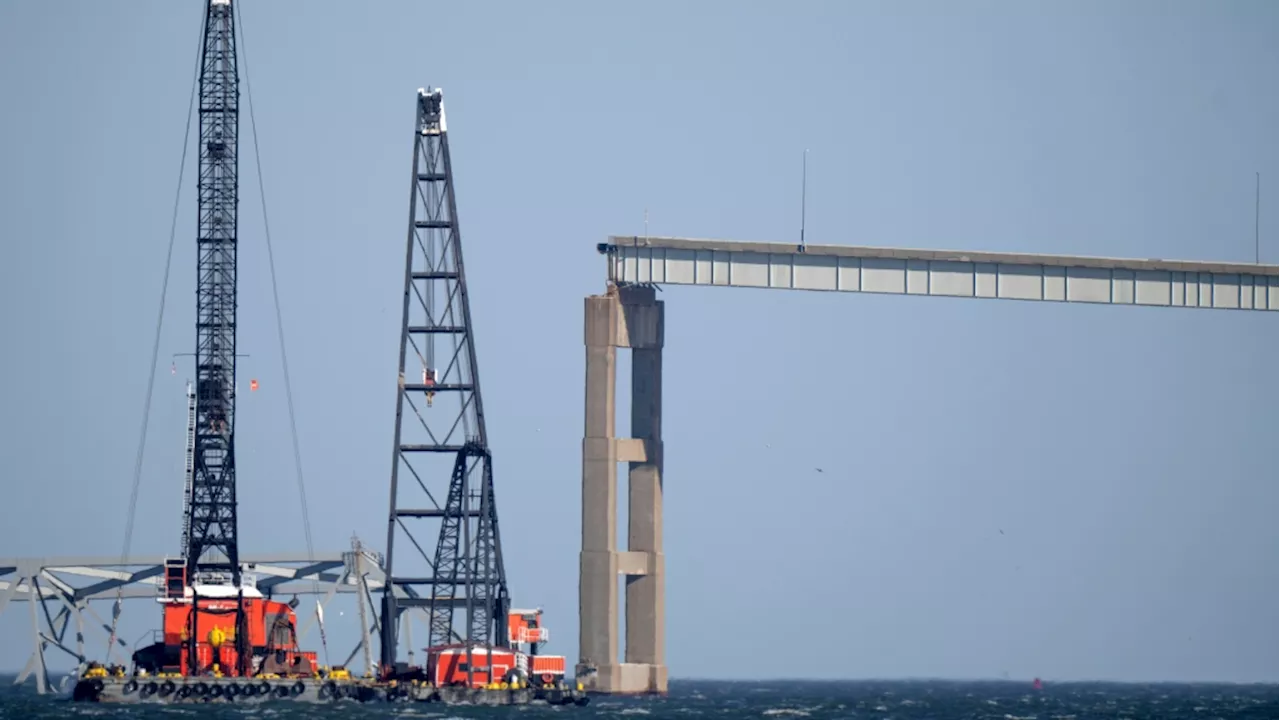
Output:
[{"xmin": 0, "ymin": 549, "xmax": 464, "ymax": 694}]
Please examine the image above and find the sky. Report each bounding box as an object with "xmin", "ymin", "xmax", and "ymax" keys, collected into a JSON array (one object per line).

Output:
[{"xmin": 0, "ymin": 0, "xmax": 1276, "ymax": 684}]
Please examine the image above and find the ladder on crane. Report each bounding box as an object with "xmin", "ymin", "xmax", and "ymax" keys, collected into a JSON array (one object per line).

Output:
[{"xmin": 179, "ymin": 381, "xmax": 196, "ymax": 552}]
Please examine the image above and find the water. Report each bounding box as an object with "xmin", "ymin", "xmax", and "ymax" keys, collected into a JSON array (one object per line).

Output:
[{"xmin": 1, "ymin": 677, "xmax": 1275, "ymax": 719}]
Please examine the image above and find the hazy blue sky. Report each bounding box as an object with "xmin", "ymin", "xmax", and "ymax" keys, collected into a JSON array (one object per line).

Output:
[{"xmin": 1, "ymin": 0, "xmax": 1276, "ymax": 683}]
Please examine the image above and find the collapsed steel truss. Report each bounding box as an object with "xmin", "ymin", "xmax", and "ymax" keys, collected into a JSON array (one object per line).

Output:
[{"xmin": 0, "ymin": 547, "xmax": 467, "ymax": 694}]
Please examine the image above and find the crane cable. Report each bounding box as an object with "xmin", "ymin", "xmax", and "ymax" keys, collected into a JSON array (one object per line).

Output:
[
  {"xmin": 105, "ymin": 8, "xmax": 207, "ymax": 665},
  {"xmin": 234, "ymin": 1, "xmax": 327, "ymax": 668}
]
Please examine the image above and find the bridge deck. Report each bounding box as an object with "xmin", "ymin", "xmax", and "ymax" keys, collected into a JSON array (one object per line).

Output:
[{"xmin": 601, "ymin": 236, "xmax": 1279, "ymax": 311}]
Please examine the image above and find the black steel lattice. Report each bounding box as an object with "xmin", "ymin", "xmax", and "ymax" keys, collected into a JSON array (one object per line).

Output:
[
  {"xmin": 425, "ymin": 442, "xmax": 507, "ymax": 652},
  {"xmin": 184, "ymin": 0, "xmax": 249, "ymax": 676},
  {"xmin": 465, "ymin": 449, "xmax": 505, "ymax": 647},
  {"xmin": 187, "ymin": 0, "xmax": 241, "ymax": 580},
  {"xmin": 380, "ymin": 88, "xmax": 509, "ymax": 672}
]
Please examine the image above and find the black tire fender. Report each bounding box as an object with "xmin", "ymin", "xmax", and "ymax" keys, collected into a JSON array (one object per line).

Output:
[{"xmin": 290, "ymin": 680, "xmax": 305, "ymax": 697}]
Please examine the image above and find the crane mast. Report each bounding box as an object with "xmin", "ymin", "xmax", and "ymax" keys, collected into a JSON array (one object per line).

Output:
[
  {"xmin": 187, "ymin": 0, "xmax": 240, "ymax": 576},
  {"xmin": 184, "ymin": 0, "xmax": 247, "ymax": 674},
  {"xmin": 380, "ymin": 88, "xmax": 510, "ymax": 675}
]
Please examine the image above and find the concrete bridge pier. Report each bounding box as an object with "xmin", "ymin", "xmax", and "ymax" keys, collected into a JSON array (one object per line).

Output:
[{"xmin": 577, "ymin": 284, "xmax": 667, "ymax": 695}]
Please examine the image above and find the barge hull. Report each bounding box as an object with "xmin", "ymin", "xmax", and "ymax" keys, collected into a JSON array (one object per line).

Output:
[{"xmin": 73, "ymin": 676, "xmax": 590, "ymax": 706}]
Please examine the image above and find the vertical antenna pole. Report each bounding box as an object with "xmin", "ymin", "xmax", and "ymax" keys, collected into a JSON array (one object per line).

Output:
[
  {"xmin": 800, "ymin": 149, "xmax": 808, "ymax": 252},
  {"xmin": 1255, "ymin": 171, "xmax": 1260, "ymax": 264}
]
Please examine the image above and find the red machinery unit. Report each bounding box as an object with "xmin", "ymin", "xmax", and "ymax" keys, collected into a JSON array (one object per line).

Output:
[
  {"xmin": 507, "ymin": 608, "xmax": 549, "ymax": 645},
  {"xmin": 131, "ymin": 560, "xmax": 318, "ymax": 678},
  {"xmin": 507, "ymin": 607, "xmax": 567, "ymax": 687},
  {"xmin": 426, "ymin": 645, "xmax": 518, "ymax": 688},
  {"xmin": 530, "ymin": 654, "xmax": 567, "ymax": 684}
]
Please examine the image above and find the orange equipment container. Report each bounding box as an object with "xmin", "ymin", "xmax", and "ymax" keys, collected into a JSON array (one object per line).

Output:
[
  {"xmin": 162, "ymin": 596, "xmax": 298, "ymax": 649},
  {"xmin": 531, "ymin": 654, "xmax": 566, "ymax": 680},
  {"xmin": 157, "ymin": 592, "xmax": 312, "ymax": 677},
  {"xmin": 427, "ymin": 645, "xmax": 518, "ymax": 688}
]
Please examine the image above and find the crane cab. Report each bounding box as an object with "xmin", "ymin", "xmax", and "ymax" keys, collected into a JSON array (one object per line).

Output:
[
  {"xmin": 508, "ymin": 608, "xmax": 549, "ymax": 645},
  {"xmin": 133, "ymin": 558, "xmax": 318, "ymax": 678}
]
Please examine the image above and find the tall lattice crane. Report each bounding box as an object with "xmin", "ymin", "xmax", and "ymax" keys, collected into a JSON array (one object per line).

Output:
[
  {"xmin": 182, "ymin": 0, "xmax": 249, "ymax": 674},
  {"xmin": 107, "ymin": 0, "xmax": 326, "ymax": 682},
  {"xmin": 380, "ymin": 88, "xmax": 510, "ymax": 676}
]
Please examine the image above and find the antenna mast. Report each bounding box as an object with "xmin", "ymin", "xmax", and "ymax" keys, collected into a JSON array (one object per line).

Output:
[{"xmin": 799, "ymin": 149, "xmax": 808, "ymax": 252}]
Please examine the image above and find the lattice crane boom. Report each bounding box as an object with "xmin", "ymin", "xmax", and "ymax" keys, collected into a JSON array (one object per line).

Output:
[
  {"xmin": 187, "ymin": 0, "xmax": 241, "ymax": 578},
  {"xmin": 380, "ymin": 88, "xmax": 509, "ymax": 674},
  {"xmin": 183, "ymin": 0, "xmax": 249, "ymax": 675}
]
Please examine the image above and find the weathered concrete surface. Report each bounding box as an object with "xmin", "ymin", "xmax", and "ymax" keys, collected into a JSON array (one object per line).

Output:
[{"xmin": 578, "ymin": 285, "xmax": 667, "ymax": 695}]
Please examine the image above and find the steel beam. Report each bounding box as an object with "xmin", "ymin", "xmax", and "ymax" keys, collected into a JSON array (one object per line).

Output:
[
  {"xmin": 601, "ymin": 236, "xmax": 1279, "ymax": 311},
  {"xmin": 0, "ymin": 550, "xmax": 404, "ymax": 694},
  {"xmin": 0, "ymin": 553, "xmax": 351, "ymax": 567}
]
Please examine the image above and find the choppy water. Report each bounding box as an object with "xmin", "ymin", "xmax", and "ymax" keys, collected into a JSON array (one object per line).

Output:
[{"xmin": 0, "ymin": 677, "xmax": 1275, "ymax": 719}]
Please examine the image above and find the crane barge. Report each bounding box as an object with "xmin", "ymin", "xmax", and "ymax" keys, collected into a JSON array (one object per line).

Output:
[{"xmin": 70, "ymin": 0, "xmax": 587, "ymax": 706}]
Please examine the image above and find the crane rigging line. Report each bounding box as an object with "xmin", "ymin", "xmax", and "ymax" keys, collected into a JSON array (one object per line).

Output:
[
  {"xmin": 234, "ymin": 0, "xmax": 322, "ymax": 619},
  {"xmin": 109, "ymin": 2, "xmax": 324, "ymax": 667},
  {"xmin": 108, "ymin": 7, "xmax": 208, "ymax": 663}
]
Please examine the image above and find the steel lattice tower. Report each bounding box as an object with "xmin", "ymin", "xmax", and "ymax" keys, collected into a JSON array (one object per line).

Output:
[
  {"xmin": 380, "ymin": 88, "xmax": 509, "ymax": 673},
  {"xmin": 185, "ymin": 0, "xmax": 248, "ymax": 673}
]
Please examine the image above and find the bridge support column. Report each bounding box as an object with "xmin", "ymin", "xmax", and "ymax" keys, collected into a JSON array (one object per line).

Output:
[{"xmin": 578, "ymin": 284, "xmax": 667, "ymax": 695}]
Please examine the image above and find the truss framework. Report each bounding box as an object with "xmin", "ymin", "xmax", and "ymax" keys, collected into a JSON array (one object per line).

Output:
[
  {"xmin": 0, "ymin": 549, "xmax": 473, "ymax": 694},
  {"xmin": 380, "ymin": 88, "xmax": 509, "ymax": 672},
  {"xmin": 189, "ymin": 0, "xmax": 243, "ymax": 575},
  {"xmin": 425, "ymin": 442, "xmax": 507, "ymax": 652},
  {"xmin": 601, "ymin": 236, "xmax": 1279, "ymax": 311}
]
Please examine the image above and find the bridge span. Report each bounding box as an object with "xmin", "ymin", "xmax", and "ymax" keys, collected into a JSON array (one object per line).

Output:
[{"xmin": 576, "ymin": 235, "xmax": 1278, "ymax": 695}]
